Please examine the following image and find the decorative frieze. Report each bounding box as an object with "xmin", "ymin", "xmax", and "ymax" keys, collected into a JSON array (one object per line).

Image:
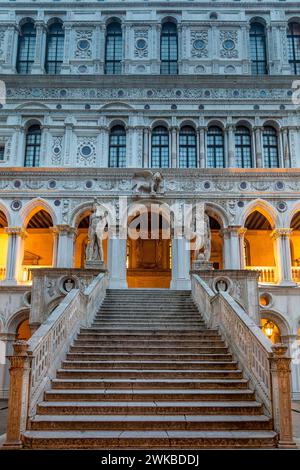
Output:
[
  {"xmin": 220, "ymin": 30, "xmax": 238, "ymax": 59},
  {"xmin": 190, "ymin": 30, "xmax": 209, "ymax": 58},
  {"xmin": 134, "ymin": 28, "xmax": 149, "ymax": 58}
]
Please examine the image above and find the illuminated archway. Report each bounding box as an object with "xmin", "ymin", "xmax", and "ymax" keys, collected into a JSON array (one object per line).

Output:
[
  {"xmin": 127, "ymin": 210, "xmax": 171, "ymax": 288},
  {"xmin": 0, "ymin": 210, "xmax": 8, "ymax": 280},
  {"xmin": 290, "ymin": 211, "xmax": 300, "ymax": 283},
  {"xmin": 244, "ymin": 210, "xmax": 276, "ymax": 283},
  {"xmin": 190, "ymin": 214, "xmax": 224, "ymax": 269},
  {"xmin": 22, "ymin": 209, "xmax": 54, "ymax": 282}
]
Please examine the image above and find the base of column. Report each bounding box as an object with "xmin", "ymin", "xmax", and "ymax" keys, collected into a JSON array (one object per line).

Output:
[
  {"xmin": 109, "ymin": 279, "xmax": 128, "ymax": 289},
  {"xmin": 170, "ymin": 279, "xmax": 191, "ymax": 290},
  {"xmin": 278, "ymin": 280, "xmax": 297, "ymax": 287},
  {"xmin": 0, "ymin": 279, "xmax": 18, "ymax": 286},
  {"xmin": 191, "ymin": 260, "xmax": 214, "ymax": 271}
]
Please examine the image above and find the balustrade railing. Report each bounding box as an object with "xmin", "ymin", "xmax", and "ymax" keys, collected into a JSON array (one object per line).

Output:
[
  {"xmin": 191, "ymin": 274, "xmax": 295, "ymax": 448},
  {"xmin": 0, "ymin": 266, "xmax": 6, "ymax": 280},
  {"xmin": 4, "ymin": 271, "xmax": 108, "ymax": 448},
  {"xmin": 245, "ymin": 265, "xmax": 277, "ymax": 284},
  {"xmin": 21, "ymin": 265, "xmax": 52, "ymax": 283},
  {"xmin": 292, "ymin": 266, "xmax": 300, "ymax": 283}
]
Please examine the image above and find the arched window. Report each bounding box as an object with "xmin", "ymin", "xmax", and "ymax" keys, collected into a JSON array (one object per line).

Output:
[
  {"xmin": 105, "ymin": 22, "xmax": 122, "ymax": 74},
  {"xmin": 45, "ymin": 22, "xmax": 64, "ymax": 74},
  {"xmin": 207, "ymin": 126, "xmax": 225, "ymax": 168},
  {"xmin": 235, "ymin": 126, "xmax": 252, "ymax": 168},
  {"xmin": 179, "ymin": 126, "xmax": 197, "ymax": 168},
  {"xmin": 108, "ymin": 125, "xmax": 126, "ymax": 167},
  {"xmin": 160, "ymin": 22, "xmax": 178, "ymax": 75},
  {"xmin": 250, "ymin": 22, "xmax": 268, "ymax": 75},
  {"xmin": 24, "ymin": 125, "xmax": 41, "ymax": 167},
  {"xmin": 16, "ymin": 21, "xmax": 36, "ymax": 74},
  {"xmin": 263, "ymin": 126, "xmax": 279, "ymax": 168},
  {"xmin": 151, "ymin": 126, "xmax": 169, "ymax": 168},
  {"xmin": 287, "ymin": 22, "xmax": 300, "ymax": 75}
]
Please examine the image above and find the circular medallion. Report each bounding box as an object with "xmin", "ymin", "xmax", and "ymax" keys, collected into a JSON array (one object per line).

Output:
[
  {"xmin": 193, "ymin": 39, "xmax": 206, "ymax": 50},
  {"xmin": 223, "ymin": 39, "xmax": 235, "ymax": 50},
  {"xmin": 136, "ymin": 38, "xmax": 147, "ymax": 50}
]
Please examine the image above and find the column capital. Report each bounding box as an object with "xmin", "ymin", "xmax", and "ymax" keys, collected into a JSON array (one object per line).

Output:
[
  {"xmin": 4, "ymin": 227, "xmax": 27, "ymax": 239},
  {"xmin": 56, "ymin": 224, "xmax": 77, "ymax": 237},
  {"xmin": 271, "ymin": 228, "xmax": 293, "ymax": 239},
  {"xmin": 225, "ymin": 123, "xmax": 236, "ymax": 132},
  {"xmin": 253, "ymin": 126, "xmax": 264, "ymax": 132}
]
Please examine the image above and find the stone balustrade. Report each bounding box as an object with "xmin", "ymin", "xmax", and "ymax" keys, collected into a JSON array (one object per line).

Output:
[
  {"xmin": 3, "ymin": 270, "xmax": 108, "ymax": 448},
  {"xmin": 191, "ymin": 273, "xmax": 296, "ymax": 448}
]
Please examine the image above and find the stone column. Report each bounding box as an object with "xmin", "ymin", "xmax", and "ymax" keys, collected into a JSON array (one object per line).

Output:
[
  {"xmin": 3, "ymin": 341, "xmax": 31, "ymax": 449},
  {"xmin": 197, "ymin": 126, "xmax": 206, "ymax": 168},
  {"xmin": 61, "ymin": 24, "xmax": 72, "ymax": 74},
  {"xmin": 31, "ymin": 21, "xmax": 47, "ymax": 74},
  {"xmin": 171, "ymin": 237, "xmax": 191, "ymax": 290},
  {"xmin": 63, "ymin": 118, "xmax": 75, "ymax": 166},
  {"xmin": 271, "ymin": 228, "xmax": 295, "ymax": 286},
  {"xmin": 99, "ymin": 124, "xmax": 109, "ymax": 167},
  {"xmin": 56, "ymin": 225, "xmax": 77, "ymax": 268},
  {"xmin": 131, "ymin": 126, "xmax": 144, "ymax": 168},
  {"xmin": 269, "ymin": 344, "xmax": 296, "ymax": 448},
  {"xmin": 226, "ymin": 124, "xmax": 236, "ymax": 168},
  {"xmin": 281, "ymin": 127, "xmax": 290, "ymax": 168},
  {"xmin": 238, "ymin": 228, "xmax": 247, "ymax": 269},
  {"xmin": 51, "ymin": 227, "xmax": 59, "ymax": 267},
  {"xmin": 2, "ymin": 24, "xmax": 19, "ymax": 73},
  {"xmin": 108, "ymin": 236, "xmax": 127, "ymax": 289},
  {"xmin": 241, "ymin": 25, "xmax": 251, "ymax": 74},
  {"xmin": 254, "ymin": 126, "xmax": 263, "ymax": 168},
  {"xmin": 0, "ymin": 333, "xmax": 16, "ymax": 399},
  {"xmin": 171, "ymin": 127, "xmax": 178, "ymax": 168},
  {"xmin": 143, "ymin": 127, "xmax": 150, "ymax": 168},
  {"xmin": 220, "ymin": 227, "xmax": 242, "ymax": 269},
  {"xmin": 3, "ymin": 227, "xmax": 26, "ymax": 284},
  {"xmin": 281, "ymin": 334, "xmax": 300, "ymax": 401}
]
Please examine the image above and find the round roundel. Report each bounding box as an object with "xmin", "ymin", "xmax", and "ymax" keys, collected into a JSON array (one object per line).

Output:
[
  {"xmin": 223, "ymin": 39, "xmax": 235, "ymax": 50},
  {"xmin": 136, "ymin": 38, "xmax": 147, "ymax": 50},
  {"xmin": 80, "ymin": 145, "xmax": 93, "ymax": 158},
  {"xmin": 11, "ymin": 200, "xmax": 22, "ymax": 211},
  {"xmin": 53, "ymin": 146, "xmax": 61, "ymax": 155},
  {"xmin": 193, "ymin": 39, "xmax": 206, "ymax": 50},
  {"xmin": 78, "ymin": 39, "xmax": 90, "ymax": 51}
]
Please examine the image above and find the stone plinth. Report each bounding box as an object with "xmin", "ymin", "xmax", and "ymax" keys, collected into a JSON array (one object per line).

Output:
[
  {"xmin": 85, "ymin": 260, "xmax": 106, "ymax": 270},
  {"xmin": 192, "ymin": 260, "xmax": 214, "ymax": 271}
]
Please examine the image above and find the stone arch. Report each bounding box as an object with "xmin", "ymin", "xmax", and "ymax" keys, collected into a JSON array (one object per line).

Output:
[
  {"xmin": 235, "ymin": 119, "xmax": 253, "ymax": 131},
  {"xmin": 238, "ymin": 199, "xmax": 278, "ymax": 229},
  {"xmin": 205, "ymin": 202, "xmax": 229, "ymax": 229},
  {"xmin": 23, "ymin": 118, "xmax": 43, "ymax": 131},
  {"xmin": 161, "ymin": 16, "xmax": 178, "ymax": 26},
  {"xmin": 150, "ymin": 119, "xmax": 170, "ymax": 131},
  {"xmin": 16, "ymin": 102, "xmax": 50, "ymax": 111},
  {"xmin": 0, "ymin": 201, "xmax": 11, "ymax": 226},
  {"xmin": 100, "ymin": 102, "xmax": 135, "ymax": 111},
  {"xmin": 20, "ymin": 198, "xmax": 57, "ymax": 228},
  {"xmin": 46, "ymin": 17, "xmax": 64, "ymax": 28},
  {"xmin": 19, "ymin": 17, "xmax": 35, "ymax": 28},
  {"xmin": 178, "ymin": 119, "xmax": 197, "ymax": 130},
  {"xmin": 6, "ymin": 308, "xmax": 30, "ymax": 335},
  {"xmin": 260, "ymin": 308, "xmax": 291, "ymax": 337},
  {"xmin": 207, "ymin": 119, "xmax": 226, "ymax": 131},
  {"xmin": 287, "ymin": 202, "xmax": 300, "ymax": 227},
  {"xmin": 108, "ymin": 119, "xmax": 127, "ymax": 130},
  {"xmin": 249, "ymin": 16, "xmax": 267, "ymax": 27},
  {"xmin": 105, "ymin": 16, "xmax": 122, "ymax": 27},
  {"xmin": 262, "ymin": 119, "xmax": 281, "ymax": 132}
]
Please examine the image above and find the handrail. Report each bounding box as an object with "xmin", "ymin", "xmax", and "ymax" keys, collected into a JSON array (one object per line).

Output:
[
  {"xmin": 191, "ymin": 273, "xmax": 295, "ymax": 447},
  {"xmin": 4, "ymin": 271, "xmax": 108, "ymax": 448}
]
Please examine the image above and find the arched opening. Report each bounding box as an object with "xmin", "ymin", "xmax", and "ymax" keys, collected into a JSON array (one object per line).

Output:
[
  {"xmin": 151, "ymin": 126, "xmax": 169, "ymax": 168},
  {"xmin": 22, "ymin": 209, "xmax": 54, "ymax": 282},
  {"xmin": 235, "ymin": 126, "xmax": 253, "ymax": 168},
  {"xmin": 108, "ymin": 125, "xmax": 126, "ymax": 168},
  {"xmin": 74, "ymin": 211, "xmax": 108, "ymax": 268},
  {"xmin": 207, "ymin": 126, "xmax": 225, "ymax": 168},
  {"xmin": 190, "ymin": 214, "xmax": 224, "ymax": 270},
  {"xmin": 290, "ymin": 211, "xmax": 300, "ymax": 283},
  {"xmin": 262, "ymin": 126, "xmax": 279, "ymax": 168},
  {"xmin": 17, "ymin": 20, "xmax": 36, "ymax": 74},
  {"xmin": 16, "ymin": 318, "xmax": 31, "ymax": 341},
  {"xmin": 179, "ymin": 126, "xmax": 197, "ymax": 168},
  {"xmin": 249, "ymin": 21, "xmax": 268, "ymax": 75},
  {"xmin": 24, "ymin": 124, "xmax": 42, "ymax": 167},
  {"xmin": 105, "ymin": 21, "xmax": 122, "ymax": 75},
  {"xmin": 261, "ymin": 318, "xmax": 281, "ymax": 344},
  {"xmin": 0, "ymin": 210, "xmax": 8, "ymax": 280},
  {"xmin": 45, "ymin": 21, "xmax": 64, "ymax": 74},
  {"xmin": 287, "ymin": 22, "xmax": 300, "ymax": 75},
  {"xmin": 127, "ymin": 210, "xmax": 171, "ymax": 288},
  {"xmin": 244, "ymin": 210, "xmax": 276, "ymax": 283},
  {"xmin": 160, "ymin": 21, "xmax": 178, "ymax": 75}
]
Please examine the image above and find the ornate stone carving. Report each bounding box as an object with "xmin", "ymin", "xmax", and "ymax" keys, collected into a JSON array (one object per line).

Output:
[
  {"xmin": 75, "ymin": 30, "xmax": 93, "ymax": 59},
  {"xmin": 51, "ymin": 136, "xmax": 63, "ymax": 164},
  {"xmin": 132, "ymin": 170, "xmax": 164, "ymax": 195},
  {"xmin": 220, "ymin": 30, "xmax": 238, "ymax": 58},
  {"xmin": 85, "ymin": 204, "xmax": 107, "ymax": 268},
  {"xmin": 76, "ymin": 137, "xmax": 96, "ymax": 166},
  {"xmin": 134, "ymin": 28, "xmax": 149, "ymax": 58},
  {"xmin": 190, "ymin": 30, "xmax": 208, "ymax": 58}
]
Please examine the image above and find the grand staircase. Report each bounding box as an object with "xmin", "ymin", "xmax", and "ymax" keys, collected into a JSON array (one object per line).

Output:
[{"xmin": 23, "ymin": 289, "xmax": 277, "ymax": 448}]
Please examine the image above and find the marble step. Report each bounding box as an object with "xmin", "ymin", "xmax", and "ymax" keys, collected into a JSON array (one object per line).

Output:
[
  {"xmin": 51, "ymin": 378, "xmax": 249, "ymax": 390},
  {"xmin": 61, "ymin": 360, "xmax": 238, "ymax": 370},
  {"xmin": 36, "ymin": 400, "xmax": 264, "ymax": 416},
  {"xmin": 44, "ymin": 388, "xmax": 255, "ymax": 402},
  {"xmin": 29, "ymin": 414, "xmax": 272, "ymax": 432},
  {"xmin": 56, "ymin": 368, "xmax": 244, "ymax": 380},
  {"xmin": 69, "ymin": 346, "xmax": 229, "ymax": 354},
  {"xmin": 66, "ymin": 353, "xmax": 233, "ymax": 361}
]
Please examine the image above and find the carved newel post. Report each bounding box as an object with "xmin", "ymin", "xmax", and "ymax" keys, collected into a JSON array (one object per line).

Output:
[
  {"xmin": 3, "ymin": 341, "xmax": 31, "ymax": 448},
  {"xmin": 269, "ymin": 344, "xmax": 296, "ymax": 448},
  {"xmin": 85, "ymin": 203, "xmax": 107, "ymax": 270}
]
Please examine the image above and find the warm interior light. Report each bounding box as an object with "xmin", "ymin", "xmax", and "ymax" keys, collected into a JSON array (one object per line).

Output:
[{"xmin": 263, "ymin": 320, "xmax": 275, "ymax": 338}]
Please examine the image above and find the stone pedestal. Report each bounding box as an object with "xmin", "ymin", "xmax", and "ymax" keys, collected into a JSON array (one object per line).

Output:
[
  {"xmin": 85, "ymin": 260, "xmax": 106, "ymax": 270},
  {"xmin": 192, "ymin": 260, "xmax": 214, "ymax": 271}
]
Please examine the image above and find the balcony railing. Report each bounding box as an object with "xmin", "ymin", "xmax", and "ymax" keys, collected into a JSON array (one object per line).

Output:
[
  {"xmin": 21, "ymin": 265, "xmax": 52, "ymax": 283},
  {"xmin": 292, "ymin": 267, "xmax": 300, "ymax": 283},
  {"xmin": 0, "ymin": 266, "xmax": 6, "ymax": 280},
  {"xmin": 246, "ymin": 266, "xmax": 277, "ymax": 284}
]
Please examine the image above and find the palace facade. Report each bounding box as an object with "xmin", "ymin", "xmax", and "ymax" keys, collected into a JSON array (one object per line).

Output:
[{"xmin": 0, "ymin": 0, "xmax": 300, "ymax": 405}]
